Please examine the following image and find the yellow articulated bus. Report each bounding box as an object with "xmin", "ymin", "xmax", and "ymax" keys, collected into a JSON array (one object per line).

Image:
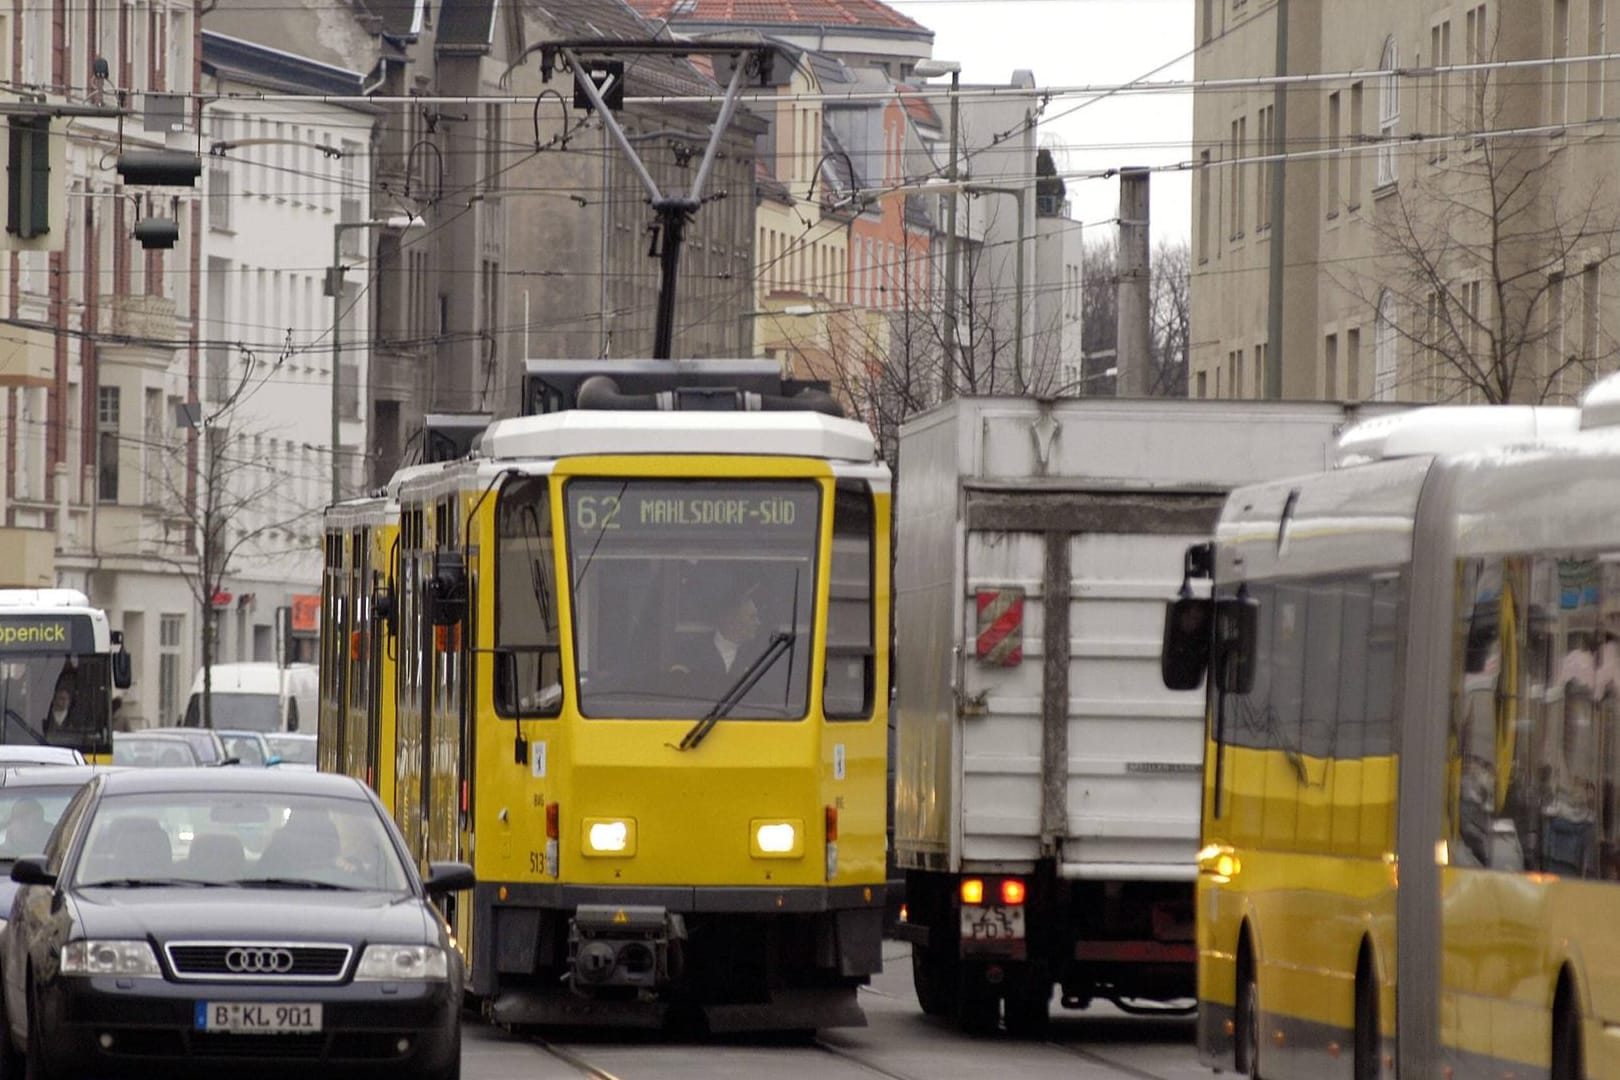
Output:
[
  {"xmin": 1162, "ymin": 386, "xmax": 1620, "ymax": 1080},
  {"xmin": 321, "ymin": 361, "xmax": 891, "ymax": 1030}
]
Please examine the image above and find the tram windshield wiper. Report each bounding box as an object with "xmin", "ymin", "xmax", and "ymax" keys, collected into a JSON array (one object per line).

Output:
[{"xmin": 677, "ymin": 631, "xmax": 797, "ymax": 751}]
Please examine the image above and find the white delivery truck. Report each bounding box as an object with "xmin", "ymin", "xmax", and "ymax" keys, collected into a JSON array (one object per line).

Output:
[
  {"xmin": 181, "ymin": 662, "xmax": 317, "ymax": 733},
  {"xmin": 892, "ymin": 397, "xmax": 1399, "ymax": 1034}
]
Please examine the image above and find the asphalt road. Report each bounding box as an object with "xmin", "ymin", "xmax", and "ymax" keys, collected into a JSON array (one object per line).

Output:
[{"xmin": 463, "ymin": 943, "xmax": 1212, "ymax": 1080}]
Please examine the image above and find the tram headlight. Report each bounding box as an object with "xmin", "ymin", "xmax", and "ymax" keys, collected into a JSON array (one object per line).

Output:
[
  {"xmin": 582, "ymin": 818, "xmax": 636, "ymax": 857},
  {"xmin": 750, "ymin": 820, "xmax": 803, "ymax": 858}
]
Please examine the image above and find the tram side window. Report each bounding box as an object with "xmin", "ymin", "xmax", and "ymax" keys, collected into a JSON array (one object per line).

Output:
[
  {"xmin": 1364, "ymin": 574, "xmax": 1399, "ymax": 758},
  {"xmin": 495, "ymin": 478, "xmax": 561, "ymax": 717},
  {"xmin": 1332, "ymin": 580, "xmax": 1373, "ymax": 762},
  {"xmin": 825, "ymin": 482, "xmax": 875, "ymax": 720},
  {"xmin": 1220, "ymin": 583, "xmax": 1275, "ymax": 753}
]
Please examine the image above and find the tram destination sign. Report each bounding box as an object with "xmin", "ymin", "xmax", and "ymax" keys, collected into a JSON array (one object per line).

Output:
[
  {"xmin": 571, "ymin": 486, "xmax": 817, "ymax": 533},
  {"xmin": 0, "ymin": 615, "xmax": 96, "ymax": 654}
]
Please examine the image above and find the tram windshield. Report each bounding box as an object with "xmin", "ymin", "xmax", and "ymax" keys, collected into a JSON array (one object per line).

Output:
[{"xmin": 559, "ymin": 479, "xmax": 820, "ymax": 720}]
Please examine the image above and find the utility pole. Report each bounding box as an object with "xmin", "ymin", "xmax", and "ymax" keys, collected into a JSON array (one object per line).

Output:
[
  {"xmin": 1115, "ymin": 168, "xmax": 1152, "ymax": 397},
  {"xmin": 916, "ymin": 60, "xmax": 963, "ymax": 398},
  {"xmin": 1265, "ymin": 0, "xmax": 1289, "ymax": 399}
]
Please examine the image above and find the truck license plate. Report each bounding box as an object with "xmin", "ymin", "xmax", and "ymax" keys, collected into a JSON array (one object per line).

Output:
[
  {"xmin": 195, "ymin": 1002, "xmax": 322, "ymax": 1034},
  {"xmin": 960, "ymin": 904, "xmax": 1025, "ymax": 942}
]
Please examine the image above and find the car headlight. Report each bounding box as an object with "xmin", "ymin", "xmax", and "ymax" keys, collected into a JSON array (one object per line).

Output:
[
  {"xmin": 750, "ymin": 819, "xmax": 804, "ymax": 858},
  {"xmin": 581, "ymin": 818, "xmax": 636, "ymax": 857},
  {"xmin": 354, "ymin": 945, "xmax": 449, "ymax": 981},
  {"xmin": 61, "ymin": 940, "xmax": 161, "ymax": 977}
]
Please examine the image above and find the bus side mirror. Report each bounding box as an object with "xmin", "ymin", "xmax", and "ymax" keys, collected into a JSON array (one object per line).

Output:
[
  {"xmin": 1213, "ymin": 595, "xmax": 1260, "ymax": 696},
  {"xmin": 111, "ymin": 645, "xmax": 133, "ymax": 690},
  {"xmin": 426, "ymin": 552, "xmax": 468, "ymax": 627},
  {"xmin": 1161, "ymin": 596, "xmax": 1211, "ymax": 691}
]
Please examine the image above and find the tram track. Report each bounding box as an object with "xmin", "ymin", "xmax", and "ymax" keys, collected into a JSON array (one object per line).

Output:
[
  {"xmin": 533, "ymin": 1037, "xmax": 628, "ymax": 1080},
  {"xmin": 1044, "ymin": 1038, "xmax": 1179, "ymax": 1080}
]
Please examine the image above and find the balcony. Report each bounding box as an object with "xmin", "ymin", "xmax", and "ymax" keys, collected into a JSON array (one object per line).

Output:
[{"xmin": 99, "ymin": 294, "xmax": 183, "ymax": 371}]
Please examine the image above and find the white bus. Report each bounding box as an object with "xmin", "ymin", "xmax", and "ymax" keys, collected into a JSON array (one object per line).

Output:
[{"xmin": 0, "ymin": 589, "xmax": 132, "ymax": 761}]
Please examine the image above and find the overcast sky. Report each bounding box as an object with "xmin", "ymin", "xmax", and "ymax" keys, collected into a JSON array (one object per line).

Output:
[{"xmin": 889, "ymin": 0, "xmax": 1195, "ymax": 249}]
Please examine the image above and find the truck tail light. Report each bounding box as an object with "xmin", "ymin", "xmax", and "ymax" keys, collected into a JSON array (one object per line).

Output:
[
  {"xmin": 960, "ymin": 878, "xmax": 984, "ymax": 905},
  {"xmin": 1000, "ymin": 878, "xmax": 1026, "ymax": 906}
]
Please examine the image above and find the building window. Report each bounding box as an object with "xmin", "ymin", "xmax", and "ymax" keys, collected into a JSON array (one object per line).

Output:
[
  {"xmin": 1201, "ymin": 0, "xmax": 1215, "ymax": 42},
  {"xmin": 1198, "ymin": 150, "xmax": 1212, "ymax": 260},
  {"xmin": 1349, "ymin": 82, "xmax": 1365, "ymax": 206},
  {"xmin": 159, "ymin": 613, "xmax": 184, "ymax": 726},
  {"xmin": 1256, "ymin": 105, "xmax": 1274, "ymax": 230},
  {"xmin": 1196, "ymin": 370, "xmax": 1208, "ymax": 398},
  {"xmin": 207, "ymin": 164, "xmax": 231, "ymax": 232},
  {"xmin": 97, "ymin": 385, "xmax": 120, "ymax": 502},
  {"xmin": 1374, "ymin": 291, "xmax": 1399, "ymax": 400},
  {"xmin": 1326, "ymin": 333, "xmax": 1340, "ymax": 398},
  {"xmin": 1347, "ymin": 327, "xmax": 1362, "ymax": 400},
  {"xmin": 1466, "ymin": 6, "xmax": 1489, "ymax": 132},
  {"xmin": 1552, "ymin": 0, "xmax": 1571, "ymax": 130},
  {"xmin": 1432, "ymin": 20, "xmax": 1453, "ymax": 160},
  {"xmin": 1327, "ymin": 91, "xmax": 1342, "ymax": 215},
  {"xmin": 1378, "ymin": 37, "xmax": 1400, "ymax": 187},
  {"xmin": 1229, "ymin": 116, "xmax": 1247, "ymax": 238},
  {"xmin": 1590, "ymin": 0, "xmax": 1606, "ymax": 121}
]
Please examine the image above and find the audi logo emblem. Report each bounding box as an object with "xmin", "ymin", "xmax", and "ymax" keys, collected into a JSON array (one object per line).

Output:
[{"xmin": 224, "ymin": 947, "xmax": 295, "ymax": 974}]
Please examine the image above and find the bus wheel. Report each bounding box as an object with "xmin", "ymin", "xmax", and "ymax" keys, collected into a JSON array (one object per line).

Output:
[
  {"xmin": 1353, "ymin": 950, "xmax": 1379, "ymax": 1080},
  {"xmin": 1235, "ymin": 954, "xmax": 1261, "ymax": 1080},
  {"xmin": 1552, "ymin": 984, "xmax": 1583, "ymax": 1080}
]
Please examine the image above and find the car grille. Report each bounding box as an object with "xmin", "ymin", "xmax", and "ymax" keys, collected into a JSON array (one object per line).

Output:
[{"xmin": 164, "ymin": 942, "xmax": 353, "ymax": 982}]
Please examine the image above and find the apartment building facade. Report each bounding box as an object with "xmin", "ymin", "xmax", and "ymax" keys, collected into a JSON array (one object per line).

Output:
[{"xmin": 1191, "ymin": 0, "xmax": 1618, "ymax": 405}]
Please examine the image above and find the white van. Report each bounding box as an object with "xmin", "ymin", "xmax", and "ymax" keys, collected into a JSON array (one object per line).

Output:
[{"xmin": 181, "ymin": 662, "xmax": 317, "ymax": 733}]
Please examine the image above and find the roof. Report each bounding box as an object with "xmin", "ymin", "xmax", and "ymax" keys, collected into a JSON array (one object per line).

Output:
[
  {"xmin": 436, "ymin": 0, "xmax": 499, "ymax": 51},
  {"xmin": 0, "ymin": 765, "xmax": 109, "ymax": 789},
  {"xmin": 894, "ymin": 83, "xmax": 939, "ymax": 129},
  {"xmin": 96, "ymin": 766, "xmax": 371, "ymax": 799},
  {"xmin": 478, "ymin": 410, "xmax": 877, "ymax": 461},
  {"xmin": 202, "ymin": 30, "xmax": 367, "ymax": 94},
  {"xmin": 627, "ymin": 0, "xmax": 925, "ymax": 32},
  {"xmin": 1334, "ymin": 406, "xmax": 1580, "ymax": 467},
  {"xmin": 525, "ymin": 0, "xmax": 723, "ymax": 99}
]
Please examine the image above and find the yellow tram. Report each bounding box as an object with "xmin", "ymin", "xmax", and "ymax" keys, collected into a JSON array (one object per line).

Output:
[{"xmin": 321, "ymin": 361, "xmax": 891, "ymax": 1029}]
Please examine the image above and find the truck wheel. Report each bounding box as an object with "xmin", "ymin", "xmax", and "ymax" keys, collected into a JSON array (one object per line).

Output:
[
  {"xmin": 911, "ymin": 942, "xmax": 957, "ymax": 1018},
  {"xmin": 1003, "ymin": 980, "xmax": 1051, "ymax": 1038}
]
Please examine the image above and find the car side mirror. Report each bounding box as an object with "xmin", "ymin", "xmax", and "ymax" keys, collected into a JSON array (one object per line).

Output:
[
  {"xmin": 10, "ymin": 857, "xmax": 55, "ymax": 888},
  {"xmin": 423, "ymin": 861, "xmax": 476, "ymax": 896},
  {"xmin": 111, "ymin": 633, "xmax": 133, "ymax": 690}
]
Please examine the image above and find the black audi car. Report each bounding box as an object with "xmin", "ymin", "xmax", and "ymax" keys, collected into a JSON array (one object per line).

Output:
[{"xmin": 0, "ymin": 767, "xmax": 472, "ymax": 1079}]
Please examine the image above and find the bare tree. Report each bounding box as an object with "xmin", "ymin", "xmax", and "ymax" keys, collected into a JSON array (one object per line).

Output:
[
  {"xmin": 1078, "ymin": 236, "xmax": 1190, "ymax": 397},
  {"xmin": 1338, "ymin": 59, "xmax": 1620, "ymax": 404},
  {"xmin": 1151, "ymin": 240, "xmax": 1191, "ymax": 397},
  {"xmin": 142, "ymin": 399, "xmax": 317, "ymax": 728}
]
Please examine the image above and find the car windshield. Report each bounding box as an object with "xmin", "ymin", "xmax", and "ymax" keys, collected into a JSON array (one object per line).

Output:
[
  {"xmin": 112, "ymin": 737, "xmax": 200, "ymax": 767},
  {"xmin": 184, "ymin": 693, "xmax": 280, "ymax": 733},
  {"xmin": 554, "ymin": 479, "xmax": 820, "ymax": 720},
  {"xmin": 74, "ymin": 791, "xmax": 411, "ymax": 892},
  {"xmin": 0, "ymin": 788, "xmax": 76, "ymax": 861},
  {"xmin": 265, "ymin": 735, "xmax": 316, "ymax": 765},
  {"xmin": 220, "ymin": 735, "xmax": 266, "ymax": 766}
]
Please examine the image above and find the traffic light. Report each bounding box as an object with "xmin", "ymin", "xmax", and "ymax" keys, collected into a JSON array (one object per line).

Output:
[{"xmin": 115, "ymin": 150, "xmax": 202, "ymax": 186}]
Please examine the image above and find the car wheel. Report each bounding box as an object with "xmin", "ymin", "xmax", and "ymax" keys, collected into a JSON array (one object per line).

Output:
[
  {"xmin": 0, "ymin": 976, "xmax": 20, "ymax": 1080},
  {"xmin": 421, "ymin": 1022, "xmax": 461, "ymax": 1080}
]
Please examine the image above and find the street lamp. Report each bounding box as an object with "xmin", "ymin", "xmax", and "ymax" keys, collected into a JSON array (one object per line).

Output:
[
  {"xmin": 913, "ymin": 60, "xmax": 961, "ymax": 397},
  {"xmin": 330, "ymin": 215, "xmax": 422, "ymax": 503},
  {"xmin": 920, "ymin": 179, "xmax": 1028, "ymax": 380}
]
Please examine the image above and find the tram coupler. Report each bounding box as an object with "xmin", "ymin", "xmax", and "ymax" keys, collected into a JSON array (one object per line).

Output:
[{"xmin": 567, "ymin": 905, "xmax": 685, "ymax": 991}]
